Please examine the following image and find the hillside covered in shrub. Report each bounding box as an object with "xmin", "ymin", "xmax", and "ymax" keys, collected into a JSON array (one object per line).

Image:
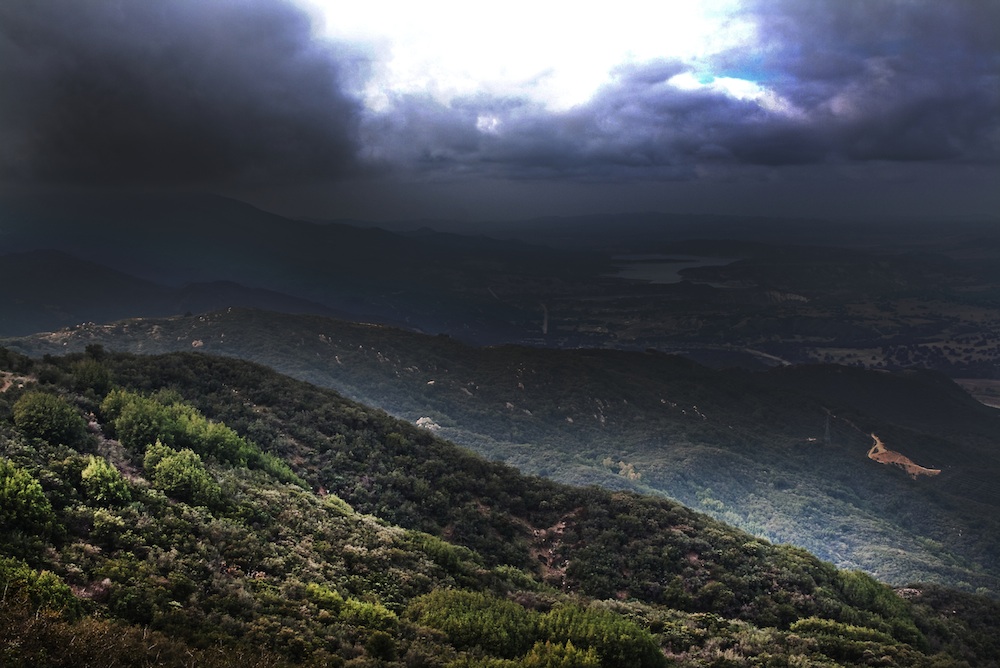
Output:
[
  {"xmin": 12, "ymin": 308, "xmax": 1000, "ymax": 596},
  {"xmin": 2, "ymin": 346, "xmax": 999, "ymax": 666}
]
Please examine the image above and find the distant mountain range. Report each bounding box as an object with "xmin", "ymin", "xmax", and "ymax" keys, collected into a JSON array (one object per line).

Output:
[
  {"xmin": 0, "ymin": 192, "xmax": 604, "ymax": 342},
  {"xmin": 6, "ymin": 191, "xmax": 1000, "ymax": 373},
  {"xmin": 0, "ymin": 249, "xmax": 344, "ymax": 336}
]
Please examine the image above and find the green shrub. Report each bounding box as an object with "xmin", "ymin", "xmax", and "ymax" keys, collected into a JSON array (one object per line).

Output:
[
  {"xmin": 305, "ymin": 583, "xmax": 344, "ymax": 612},
  {"xmin": 522, "ymin": 640, "xmax": 600, "ymax": 668},
  {"xmin": 539, "ymin": 604, "xmax": 666, "ymax": 668},
  {"xmin": 71, "ymin": 358, "xmax": 112, "ymax": 396},
  {"xmin": 12, "ymin": 392, "xmax": 87, "ymax": 447},
  {"xmin": 0, "ymin": 458, "xmax": 56, "ymax": 534},
  {"xmin": 102, "ymin": 391, "xmax": 180, "ymax": 453},
  {"xmin": 340, "ymin": 598, "xmax": 398, "ymax": 632},
  {"xmin": 365, "ymin": 630, "xmax": 397, "ymax": 661},
  {"xmin": 408, "ymin": 530, "xmax": 479, "ymax": 575},
  {"xmin": 790, "ymin": 617, "xmax": 896, "ymax": 644},
  {"xmin": 102, "ymin": 389, "xmax": 302, "ymax": 485},
  {"xmin": 0, "ymin": 556, "xmax": 80, "ymax": 618},
  {"xmin": 408, "ymin": 589, "xmax": 537, "ymax": 658},
  {"xmin": 143, "ymin": 443, "xmax": 221, "ymax": 507},
  {"xmin": 835, "ymin": 569, "xmax": 924, "ymax": 646},
  {"xmin": 80, "ymin": 455, "xmax": 131, "ymax": 506}
]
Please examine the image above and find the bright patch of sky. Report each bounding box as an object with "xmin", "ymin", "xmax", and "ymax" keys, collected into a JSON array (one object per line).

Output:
[
  {"xmin": 304, "ymin": 0, "xmax": 762, "ymax": 112},
  {"xmin": 668, "ymin": 72, "xmax": 803, "ymax": 117}
]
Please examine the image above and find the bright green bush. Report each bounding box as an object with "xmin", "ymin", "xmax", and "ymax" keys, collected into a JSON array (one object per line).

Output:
[
  {"xmin": 0, "ymin": 556, "xmax": 79, "ymax": 618},
  {"xmin": 102, "ymin": 390, "xmax": 180, "ymax": 453},
  {"xmin": 12, "ymin": 392, "xmax": 87, "ymax": 447},
  {"xmin": 340, "ymin": 598, "xmax": 398, "ymax": 632},
  {"xmin": 305, "ymin": 583, "xmax": 344, "ymax": 612},
  {"xmin": 143, "ymin": 443, "xmax": 221, "ymax": 507},
  {"xmin": 835, "ymin": 569, "xmax": 924, "ymax": 646},
  {"xmin": 102, "ymin": 389, "xmax": 301, "ymax": 484},
  {"xmin": 790, "ymin": 616, "xmax": 896, "ymax": 643},
  {"xmin": 0, "ymin": 458, "xmax": 56, "ymax": 534},
  {"xmin": 408, "ymin": 589, "xmax": 537, "ymax": 658},
  {"xmin": 80, "ymin": 455, "xmax": 131, "ymax": 506},
  {"xmin": 539, "ymin": 604, "xmax": 667, "ymax": 668},
  {"xmin": 522, "ymin": 640, "xmax": 600, "ymax": 668}
]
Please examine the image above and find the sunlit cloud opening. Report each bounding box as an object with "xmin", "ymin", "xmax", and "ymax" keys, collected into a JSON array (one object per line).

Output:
[
  {"xmin": 475, "ymin": 114, "xmax": 502, "ymax": 135},
  {"xmin": 668, "ymin": 71, "xmax": 803, "ymax": 117},
  {"xmin": 304, "ymin": 0, "xmax": 755, "ymax": 111}
]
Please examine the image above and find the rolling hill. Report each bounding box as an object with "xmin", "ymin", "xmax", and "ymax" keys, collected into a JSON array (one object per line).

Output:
[
  {"xmin": 0, "ymin": 249, "xmax": 347, "ymax": 337},
  {"xmin": 7, "ymin": 192, "xmax": 1000, "ymax": 376},
  {"xmin": 0, "ymin": 192, "xmax": 607, "ymax": 343},
  {"xmin": 9, "ymin": 308, "xmax": 1000, "ymax": 597},
  {"xmin": 2, "ymin": 346, "xmax": 999, "ymax": 666}
]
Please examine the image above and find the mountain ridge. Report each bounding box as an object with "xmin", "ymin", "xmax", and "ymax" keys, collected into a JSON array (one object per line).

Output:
[
  {"xmin": 0, "ymin": 192, "xmax": 609, "ymax": 343},
  {"xmin": 8, "ymin": 307, "xmax": 1000, "ymax": 597},
  {"xmin": 0, "ymin": 249, "xmax": 344, "ymax": 336},
  {"xmin": 3, "ymin": 345, "xmax": 999, "ymax": 665}
]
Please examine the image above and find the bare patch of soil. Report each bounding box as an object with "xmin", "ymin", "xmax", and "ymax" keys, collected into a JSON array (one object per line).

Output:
[
  {"xmin": 0, "ymin": 372, "xmax": 32, "ymax": 393},
  {"xmin": 867, "ymin": 433, "xmax": 941, "ymax": 480},
  {"xmin": 526, "ymin": 507, "xmax": 583, "ymax": 588}
]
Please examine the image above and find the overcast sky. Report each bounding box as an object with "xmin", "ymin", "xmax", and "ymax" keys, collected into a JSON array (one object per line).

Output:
[{"xmin": 1, "ymin": 0, "xmax": 998, "ymax": 222}]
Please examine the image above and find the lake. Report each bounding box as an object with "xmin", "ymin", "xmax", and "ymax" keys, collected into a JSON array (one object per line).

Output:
[{"xmin": 608, "ymin": 254, "xmax": 736, "ymax": 284}]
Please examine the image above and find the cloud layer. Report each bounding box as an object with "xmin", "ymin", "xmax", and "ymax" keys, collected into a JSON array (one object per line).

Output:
[
  {"xmin": 1, "ymin": 0, "xmax": 997, "ymax": 216},
  {"xmin": 365, "ymin": 0, "xmax": 1000, "ymax": 181},
  {"xmin": 0, "ymin": 0, "xmax": 362, "ymax": 187}
]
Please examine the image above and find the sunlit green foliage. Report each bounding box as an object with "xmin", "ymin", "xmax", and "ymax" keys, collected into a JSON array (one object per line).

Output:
[
  {"xmin": 521, "ymin": 640, "xmax": 601, "ymax": 668},
  {"xmin": 102, "ymin": 388, "xmax": 301, "ymax": 485},
  {"xmin": 0, "ymin": 557, "xmax": 79, "ymax": 618},
  {"xmin": 143, "ymin": 441, "xmax": 221, "ymax": 507},
  {"xmin": 408, "ymin": 592, "xmax": 666, "ymax": 666},
  {"xmin": 539, "ymin": 604, "xmax": 666, "ymax": 668},
  {"xmin": 305, "ymin": 581, "xmax": 344, "ymax": 611},
  {"xmin": 80, "ymin": 454, "xmax": 131, "ymax": 506},
  {"xmin": 407, "ymin": 530, "xmax": 482, "ymax": 579},
  {"xmin": 0, "ymin": 457, "xmax": 55, "ymax": 534},
  {"xmin": 341, "ymin": 597, "xmax": 399, "ymax": 632},
  {"xmin": 101, "ymin": 389, "xmax": 178, "ymax": 453},
  {"xmin": 835, "ymin": 569, "xmax": 925, "ymax": 647},
  {"xmin": 447, "ymin": 641, "xmax": 602, "ymax": 668},
  {"xmin": 408, "ymin": 589, "xmax": 538, "ymax": 658},
  {"xmin": 12, "ymin": 391, "xmax": 87, "ymax": 447},
  {"xmin": 790, "ymin": 616, "xmax": 898, "ymax": 644}
]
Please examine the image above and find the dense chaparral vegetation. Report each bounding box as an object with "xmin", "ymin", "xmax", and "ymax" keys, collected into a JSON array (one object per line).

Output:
[
  {"xmin": 2, "ymin": 345, "xmax": 999, "ymax": 666},
  {"xmin": 11, "ymin": 308, "xmax": 1000, "ymax": 597}
]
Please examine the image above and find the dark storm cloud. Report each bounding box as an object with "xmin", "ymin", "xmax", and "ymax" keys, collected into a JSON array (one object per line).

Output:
[
  {"xmin": 367, "ymin": 63, "xmax": 820, "ymax": 181},
  {"xmin": 742, "ymin": 0, "xmax": 1000, "ymax": 163},
  {"xmin": 0, "ymin": 0, "xmax": 363, "ymax": 187},
  {"xmin": 3, "ymin": 0, "xmax": 996, "ymax": 205},
  {"xmin": 365, "ymin": 0, "xmax": 999, "ymax": 181}
]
